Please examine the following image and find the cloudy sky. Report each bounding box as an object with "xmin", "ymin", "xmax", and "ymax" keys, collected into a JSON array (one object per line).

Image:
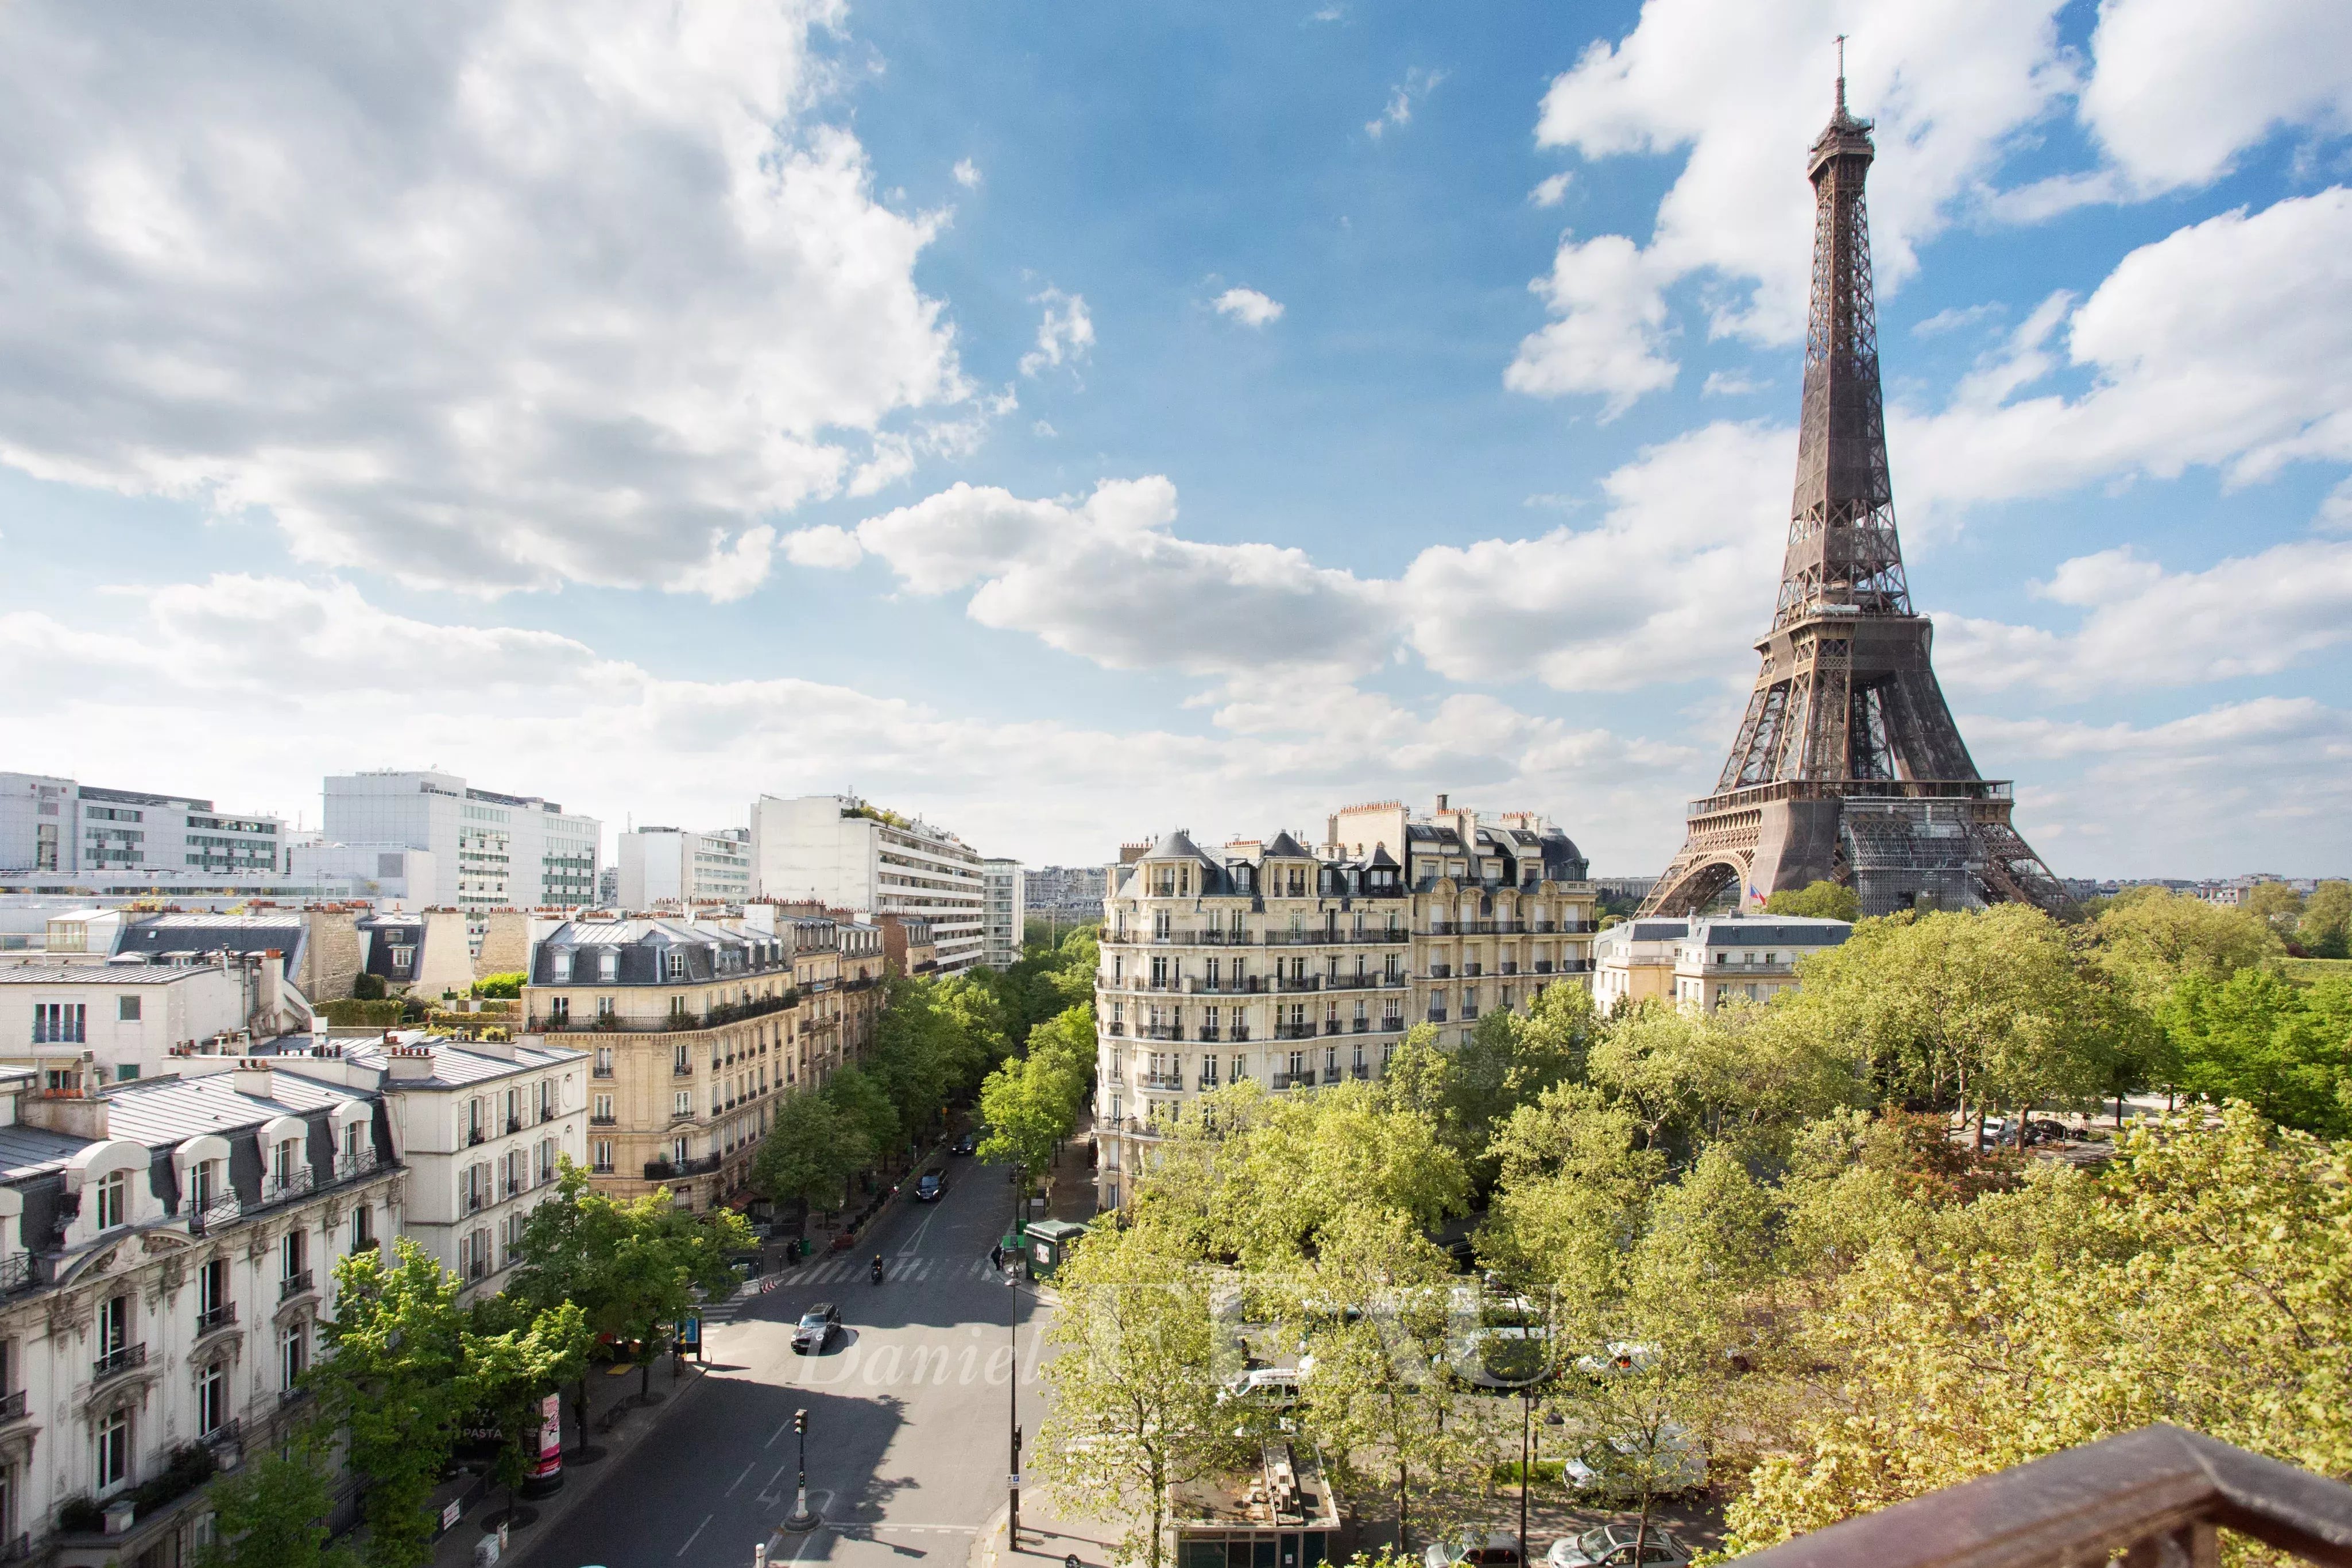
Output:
[{"xmin": 2, "ymin": 0, "xmax": 2349, "ymax": 878}]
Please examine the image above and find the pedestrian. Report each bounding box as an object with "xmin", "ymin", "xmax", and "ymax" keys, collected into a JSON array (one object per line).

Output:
[{"xmin": 989, "ymin": 1244, "xmax": 1003, "ymax": 1271}]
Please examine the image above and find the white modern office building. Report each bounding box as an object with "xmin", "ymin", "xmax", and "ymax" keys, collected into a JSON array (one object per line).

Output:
[
  {"xmin": 322, "ymin": 771, "xmax": 601, "ymax": 910},
  {"xmin": 746, "ymin": 795, "xmax": 985, "ymax": 973},
  {"xmin": 982, "ymin": 858, "xmax": 1025, "ymax": 969},
  {"xmin": 616, "ymin": 826, "xmax": 753, "ymax": 910},
  {"xmin": 0, "ymin": 773, "xmax": 284, "ymax": 878}
]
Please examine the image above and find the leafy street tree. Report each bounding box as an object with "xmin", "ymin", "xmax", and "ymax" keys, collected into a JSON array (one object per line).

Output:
[
  {"xmin": 977, "ymin": 1004, "xmax": 1096, "ymax": 1185},
  {"xmin": 509, "ymin": 1162, "xmax": 753, "ymax": 1403},
  {"xmin": 1208, "ymin": 1081, "xmax": 1464, "ymax": 1267},
  {"xmin": 1763, "ymin": 880, "xmax": 1861, "ymax": 922},
  {"xmin": 1386, "ymin": 987, "xmax": 1599, "ymax": 1191},
  {"xmin": 2245, "ymin": 880, "xmax": 2308, "ymax": 940},
  {"xmin": 464, "ymin": 1296, "xmax": 592, "ymax": 1521},
  {"xmin": 1778, "ymin": 905, "xmax": 2115, "ymax": 1143},
  {"xmin": 754, "ymin": 1090, "xmax": 873, "ymax": 1214},
  {"xmin": 1724, "ymin": 1106, "xmax": 2352, "ymax": 1551},
  {"xmin": 2160, "ymin": 969, "xmax": 2352, "ymax": 1134},
  {"xmin": 2299, "ymin": 880, "xmax": 2352, "ymax": 959},
  {"xmin": 823, "ymin": 1063, "xmax": 902, "ymax": 1169},
  {"xmin": 1583, "ymin": 1001, "xmax": 1862, "ymax": 1163},
  {"xmin": 196, "ymin": 1425, "xmax": 351, "ymax": 1568},
  {"xmin": 1280, "ymin": 1207, "xmax": 1475, "ymax": 1550},
  {"xmin": 309, "ymin": 1240, "xmax": 467, "ymax": 1568},
  {"xmin": 2087, "ymin": 887, "xmax": 2282, "ymax": 1005},
  {"xmin": 1481, "ymin": 1085, "xmax": 1663, "ymax": 1301},
  {"xmin": 1033, "ymin": 1222, "xmax": 1224, "ymax": 1568}
]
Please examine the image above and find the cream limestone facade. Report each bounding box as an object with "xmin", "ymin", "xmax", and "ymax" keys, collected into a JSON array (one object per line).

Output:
[
  {"xmin": 520, "ymin": 911, "xmax": 885, "ymax": 1212},
  {"xmin": 1092, "ymin": 796, "xmax": 1597, "ymax": 1209},
  {"xmin": 1595, "ymin": 915, "xmax": 1853, "ymax": 1016}
]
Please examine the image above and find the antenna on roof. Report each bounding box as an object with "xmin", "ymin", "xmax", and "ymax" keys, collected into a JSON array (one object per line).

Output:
[{"xmin": 1834, "ymin": 33, "xmax": 1847, "ymax": 111}]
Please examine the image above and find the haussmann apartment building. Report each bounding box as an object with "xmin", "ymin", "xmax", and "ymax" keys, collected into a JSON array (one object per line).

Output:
[{"xmin": 1092, "ymin": 795, "xmax": 1599, "ymax": 1209}]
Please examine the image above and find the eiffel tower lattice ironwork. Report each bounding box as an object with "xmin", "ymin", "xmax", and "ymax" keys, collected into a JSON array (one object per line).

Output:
[{"xmin": 1642, "ymin": 70, "xmax": 2068, "ymax": 920}]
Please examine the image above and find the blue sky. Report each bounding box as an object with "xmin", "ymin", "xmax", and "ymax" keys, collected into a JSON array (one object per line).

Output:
[{"xmin": 1, "ymin": 0, "xmax": 2349, "ymax": 878}]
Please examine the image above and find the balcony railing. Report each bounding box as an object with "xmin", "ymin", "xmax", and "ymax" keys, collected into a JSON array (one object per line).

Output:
[
  {"xmin": 261, "ymin": 1170, "xmax": 315, "ymax": 1207},
  {"xmin": 1320, "ymin": 1067, "xmax": 1343, "ymax": 1085},
  {"xmin": 196, "ymin": 1302, "xmax": 237, "ymax": 1335},
  {"xmin": 589, "ymin": 1113, "xmax": 617, "ymax": 1126},
  {"xmin": 0, "ymin": 1255, "xmax": 35, "ymax": 1295},
  {"xmin": 1464, "ymin": 963, "xmax": 1483, "ymax": 977},
  {"xmin": 643, "ymin": 1155, "xmax": 724, "ymax": 1180},
  {"xmin": 1197, "ymin": 1027, "xmax": 1221, "ymax": 1043},
  {"xmin": 187, "ymin": 1195, "xmax": 242, "ymax": 1235},
  {"xmin": 1351, "ymin": 1063, "xmax": 1370, "ymax": 1080},
  {"xmin": 1104, "ymin": 1021, "xmax": 1127, "ymax": 1036},
  {"xmin": 1139, "ymin": 1072, "xmax": 1183, "ymax": 1090},
  {"xmin": 1143, "ymin": 1025, "xmax": 1184, "ymax": 1042},
  {"xmin": 93, "ymin": 1344, "xmax": 146, "ymax": 1381},
  {"xmin": 0, "ymin": 1390, "xmax": 24, "ymax": 1423},
  {"xmin": 1269, "ymin": 1072, "xmax": 1312, "ymax": 1090},
  {"xmin": 1231, "ymin": 1025, "xmax": 1251, "ymax": 1042},
  {"xmin": 1534, "ymin": 960, "xmax": 1554, "ymax": 974},
  {"xmin": 1426, "ymin": 1009, "xmax": 1448, "ymax": 1023},
  {"xmin": 467, "ymin": 1127, "xmax": 486, "ymax": 1145},
  {"xmin": 336, "ymin": 1148, "xmax": 380, "ymax": 1182},
  {"xmin": 1272, "ymin": 1023, "xmax": 1314, "ymax": 1040},
  {"xmin": 280, "ymin": 1271, "xmax": 314, "ymax": 1301},
  {"xmin": 1732, "ymin": 1424, "xmax": 2352, "ymax": 1568},
  {"xmin": 1427, "ymin": 963, "xmax": 1452, "ymax": 979},
  {"xmin": 1321, "ymin": 1020, "xmax": 1342, "ymax": 1036},
  {"xmin": 593, "ymin": 1062, "xmax": 615, "ymax": 1078},
  {"xmin": 1351, "ymin": 1017, "xmax": 1371, "ymax": 1033}
]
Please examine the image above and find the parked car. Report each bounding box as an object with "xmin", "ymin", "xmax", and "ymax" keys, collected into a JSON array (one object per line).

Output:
[
  {"xmin": 915, "ymin": 1172, "xmax": 946, "ymax": 1202},
  {"xmin": 1424, "ymin": 1531, "xmax": 1523, "ymax": 1568},
  {"xmin": 1546, "ymin": 1526, "xmax": 1691, "ymax": 1568},
  {"xmin": 1573, "ymin": 1341, "xmax": 1659, "ymax": 1379},
  {"xmin": 2022, "ymin": 1118, "xmax": 2071, "ymax": 1146},
  {"xmin": 792, "ymin": 1303, "xmax": 842, "ymax": 1354},
  {"xmin": 952, "ymin": 1132, "xmax": 977, "ymax": 1156},
  {"xmin": 1560, "ymin": 1424, "xmax": 1709, "ymax": 1498}
]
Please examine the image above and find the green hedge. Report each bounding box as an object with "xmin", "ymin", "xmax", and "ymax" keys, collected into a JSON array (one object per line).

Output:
[{"xmin": 323, "ymin": 998, "xmax": 408, "ymax": 1028}]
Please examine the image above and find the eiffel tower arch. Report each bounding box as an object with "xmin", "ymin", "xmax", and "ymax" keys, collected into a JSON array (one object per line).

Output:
[{"xmin": 1643, "ymin": 74, "xmax": 2068, "ymax": 921}]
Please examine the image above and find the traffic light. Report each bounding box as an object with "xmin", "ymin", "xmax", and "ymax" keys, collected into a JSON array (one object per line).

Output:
[{"xmin": 794, "ymin": 1409, "xmax": 808, "ymax": 1434}]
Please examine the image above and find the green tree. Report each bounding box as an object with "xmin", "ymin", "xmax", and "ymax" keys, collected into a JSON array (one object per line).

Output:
[
  {"xmin": 1480, "ymin": 1085, "xmax": 1664, "ymax": 1300},
  {"xmin": 1778, "ymin": 905, "xmax": 2115, "ymax": 1141},
  {"xmin": 1032, "ymin": 1222, "xmax": 1224, "ymax": 1568},
  {"xmin": 1763, "ymin": 880, "xmax": 1861, "ymax": 922},
  {"xmin": 463, "ymin": 1296, "xmax": 591, "ymax": 1521},
  {"xmin": 977, "ymin": 1004, "xmax": 1096, "ymax": 1186},
  {"xmin": 2246, "ymin": 880, "xmax": 2307, "ymax": 940},
  {"xmin": 1281, "ymin": 1207, "xmax": 1475, "ymax": 1549},
  {"xmin": 2298, "ymin": 880, "xmax": 2352, "ymax": 959},
  {"xmin": 197, "ymin": 1426, "xmax": 352, "ymax": 1568},
  {"xmin": 1410, "ymin": 987, "xmax": 1598, "ymax": 1190},
  {"xmin": 471, "ymin": 972, "xmax": 527, "ymax": 999},
  {"xmin": 2088, "ymin": 886, "xmax": 2282, "ymax": 1007},
  {"xmin": 1207, "ymin": 1080, "xmax": 1465, "ymax": 1267},
  {"xmin": 753, "ymin": 1091, "xmax": 872, "ymax": 1214},
  {"xmin": 308, "ymin": 1240, "xmax": 466, "ymax": 1568},
  {"xmin": 509, "ymin": 1162, "xmax": 753, "ymax": 1403},
  {"xmin": 823, "ymin": 1064, "xmax": 902, "ymax": 1167},
  {"xmin": 1585, "ymin": 1000, "xmax": 1862, "ymax": 1163},
  {"xmin": 2161, "ymin": 969, "xmax": 2352, "ymax": 1134}
]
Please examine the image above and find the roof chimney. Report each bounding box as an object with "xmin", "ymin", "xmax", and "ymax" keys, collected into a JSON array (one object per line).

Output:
[
  {"xmin": 1434, "ymin": 793, "xmax": 1449, "ymax": 813},
  {"xmin": 231, "ymin": 1058, "xmax": 274, "ymax": 1099},
  {"xmin": 385, "ymin": 1046, "xmax": 436, "ymax": 1082}
]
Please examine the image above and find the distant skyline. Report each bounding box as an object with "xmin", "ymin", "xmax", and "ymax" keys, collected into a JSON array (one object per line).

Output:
[{"xmin": 2, "ymin": 1, "xmax": 2349, "ymax": 878}]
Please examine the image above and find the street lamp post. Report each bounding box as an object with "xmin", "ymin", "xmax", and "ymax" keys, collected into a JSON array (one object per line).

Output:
[
  {"xmin": 1008, "ymin": 1161, "xmax": 1024, "ymax": 1548},
  {"xmin": 1518, "ymin": 1385, "xmax": 1533, "ymax": 1555}
]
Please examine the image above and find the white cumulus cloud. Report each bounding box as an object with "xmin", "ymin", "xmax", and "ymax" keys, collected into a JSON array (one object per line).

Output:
[
  {"xmin": 1019, "ymin": 289, "xmax": 1096, "ymax": 377},
  {"xmin": 1213, "ymin": 287, "xmax": 1286, "ymax": 328},
  {"xmin": 953, "ymin": 158, "xmax": 982, "ymax": 188},
  {"xmin": 1367, "ymin": 67, "xmax": 1444, "ymax": 140},
  {"xmin": 0, "ymin": 0, "xmax": 970, "ymax": 599}
]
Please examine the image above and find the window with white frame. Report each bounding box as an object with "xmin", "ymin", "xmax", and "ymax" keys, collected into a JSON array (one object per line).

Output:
[
  {"xmin": 674, "ymin": 1090, "xmax": 692, "ymax": 1118},
  {"xmin": 199, "ymin": 1360, "xmax": 229, "ymax": 1435},
  {"xmin": 94, "ymin": 1168, "xmax": 128, "ymax": 1231},
  {"xmin": 280, "ymin": 1319, "xmax": 307, "ymax": 1389},
  {"xmin": 593, "ymin": 1139, "xmax": 613, "ymax": 1173},
  {"xmin": 95, "ymin": 1406, "xmax": 130, "ymax": 1494}
]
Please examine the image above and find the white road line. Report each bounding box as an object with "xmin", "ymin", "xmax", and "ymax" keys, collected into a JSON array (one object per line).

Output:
[
  {"xmin": 677, "ymin": 1512, "xmax": 713, "ymax": 1557},
  {"xmin": 898, "ymin": 1206, "xmax": 938, "ymax": 1256},
  {"xmin": 726, "ymin": 1460, "xmax": 757, "ymax": 1495},
  {"xmin": 764, "ymin": 1419, "xmax": 791, "ymax": 1449}
]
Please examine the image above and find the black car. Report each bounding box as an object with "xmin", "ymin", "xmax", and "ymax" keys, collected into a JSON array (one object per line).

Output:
[
  {"xmin": 915, "ymin": 1172, "xmax": 945, "ymax": 1202},
  {"xmin": 951, "ymin": 1132, "xmax": 977, "ymax": 1156},
  {"xmin": 792, "ymin": 1303, "xmax": 842, "ymax": 1354}
]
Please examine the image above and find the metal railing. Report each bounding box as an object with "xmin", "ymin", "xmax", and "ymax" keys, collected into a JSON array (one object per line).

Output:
[
  {"xmin": 1732, "ymin": 1424, "xmax": 2352, "ymax": 1568},
  {"xmin": 0, "ymin": 1390, "xmax": 24, "ymax": 1422},
  {"xmin": 93, "ymin": 1344, "xmax": 146, "ymax": 1380},
  {"xmin": 1272, "ymin": 1023, "xmax": 1314, "ymax": 1040},
  {"xmin": 589, "ymin": 1114, "xmax": 618, "ymax": 1126},
  {"xmin": 1321, "ymin": 1020, "xmax": 1343, "ymax": 1036},
  {"xmin": 593, "ymin": 1062, "xmax": 615, "ymax": 1078},
  {"xmin": 1197, "ymin": 1027, "xmax": 1221, "ymax": 1043},
  {"xmin": 1351, "ymin": 1063, "xmax": 1370, "ymax": 1080},
  {"xmin": 1427, "ymin": 963, "xmax": 1452, "ymax": 978},
  {"xmin": 643, "ymin": 1155, "xmax": 723, "ymax": 1180},
  {"xmin": 1139, "ymin": 1072, "xmax": 1183, "ymax": 1090},
  {"xmin": 0, "ymin": 1255, "xmax": 34, "ymax": 1295},
  {"xmin": 467, "ymin": 1126, "xmax": 486, "ymax": 1145},
  {"xmin": 280, "ymin": 1270, "xmax": 314, "ymax": 1300},
  {"xmin": 1143, "ymin": 1025, "xmax": 1183, "ymax": 1042},
  {"xmin": 196, "ymin": 1302, "xmax": 237, "ymax": 1335},
  {"xmin": 1269, "ymin": 1072, "xmax": 1312, "ymax": 1090},
  {"xmin": 336, "ymin": 1149, "xmax": 380, "ymax": 1182},
  {"xmin": 261, "ymin": 1170, "xmax": 314, "ymax": 1207},
  {"xmin": 1426, "ymin": 1009, "xmax": 1448, "ymax": 1023}
]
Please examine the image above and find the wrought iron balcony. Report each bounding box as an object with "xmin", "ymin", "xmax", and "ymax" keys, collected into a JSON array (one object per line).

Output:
[
  {"xmin": 1272, "ymin": 1023, "xmax": 1314, "ymax": 1040},
  {"xmin": 642, "ymin": 1154, "xmax": 723, "ymax": 1180},
  {"xmin": 1139, "ymin": 1071, "xmax": 1183, "ymax": 1090},
  {"xmin": 1731, "ymin": 1424, "xmax": 2352, "ymax": 1568},
  {"xmin": 1104, "ymin": 1021, "xmax": 1127, "ymax": 1036},
  {"xmin": 1426, "ymin": 1009, "xmax": 1448, "ymax": 1023},
  {"xmin": 1321, "ymin": 1020, "xmax": 1343, "ymax": 1036},
  {"xmin": 0, "ymin": 1255, "xmax": 35, "ymax": 1295},
  {"xmin": 1351, "ymin": 1063, "xmax": 1370, "ymax": 1080},
  {"xmin": 673, "ymin": 1061, "xmax": 694, "ymax": 1076},
  {"xmin": 1320, "ymin": 1067, "xmax": 1343, "ymax": 1085},
  {"xmin": 1230, "ymin": 1025, "xmax": 1252, "ymax": 1042},
  {"xmin": 280, "ymin": 1270, "xmax": 314, "ymax": 1301},
  {"xmin": 0, "ymin": 1390, "xmax": 24, "ymax": 1423},
  {"xmin": 1197, "ymin": 1027, "xmax": 1221, "ymax": 1043},
  {"xmin": 1426, "ymin": 963, "xmax": 1452, "ymax": 979},
  {"xmin": 1464, "ymin": 962, "xmax": 1483, "ymax": 977},
  {"xmin": 336, "ymin": 1148, "xmax": 381, "ymax": 1182},
  {"xmin": 1534, "ymin": 960, "xmax": 1554, "ymax": 974},
  {"xmin": 261, "ymin": 1170, "xmax": 315, "ymax": 1207},
  {"xmin": 1143, "ymin": 1024, "xmax": 1184, "ymax": 1042},
  {"xmin": 1268, "ymin": 1072, "xmax": 1312, "ymax": 1090},
  {"xmin": 196, "ymin": 1302, "xmax": 238, "ymax": 1335},
  {"xmin": 93, "ymin": 1343, "xmax": 146, "ymax": 1381},
  {"xmin": 467, "ymin": 1126, "xmax": 486, "ymax": 1145},
  {"xmin": 1351, "ymin": 1018, "xmax": 1371, "ymax": 1033},
  {"xmin": 188, "ymin": 1195, "xmax": 242, "ymax": 1235}
]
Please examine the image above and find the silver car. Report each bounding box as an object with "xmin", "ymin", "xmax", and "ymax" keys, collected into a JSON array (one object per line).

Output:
[
  {"xmin": 1546, "ymin": 1526, "xmax": 1689, "ymax": 1568},
  {"xmin": 791, "ymin": 1303, "xmax": 841, "ymax": 1354}
]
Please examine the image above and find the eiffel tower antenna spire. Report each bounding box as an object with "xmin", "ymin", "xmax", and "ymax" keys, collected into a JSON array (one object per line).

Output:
[{"xmin": 1641, "ymin": 73, "xmax": 2069, "ymax": 921}]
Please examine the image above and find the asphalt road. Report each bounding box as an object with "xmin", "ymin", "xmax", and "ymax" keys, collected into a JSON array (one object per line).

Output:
[{"xmin": 516, "ymin": 1158, "xmax": 1048, "ymax": 1568}]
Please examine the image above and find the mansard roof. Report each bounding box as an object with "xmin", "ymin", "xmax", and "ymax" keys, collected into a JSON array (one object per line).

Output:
[{"xmin": 1263, "ymin": 830, "xmax": 1312, "ymax": 860}]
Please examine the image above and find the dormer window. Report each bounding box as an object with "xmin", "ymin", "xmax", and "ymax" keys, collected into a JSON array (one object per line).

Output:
[
  {"xmin": 552, "ymin": 950, "xmax": 572, "ymax": 982},
  {"xmin": 599, "ymin": 950, "xmax": 619, "ymax": 982},
  {"xmin": 667, "ymin": 951, "xmax": 686, "ymax": 979},
  {"xmin": 95, "ymin": 1169, "xmax": 128, "ymax": 1230}
]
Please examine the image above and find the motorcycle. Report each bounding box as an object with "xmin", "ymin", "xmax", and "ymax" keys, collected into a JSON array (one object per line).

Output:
[{"xmin": 871, "ymin": 1256, "xmax": 885, "ymax": 1285}]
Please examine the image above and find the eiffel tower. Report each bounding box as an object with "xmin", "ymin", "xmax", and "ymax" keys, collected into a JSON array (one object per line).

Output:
[{"xmin": 1642, "ymin": 68, "xmax": 2067, "ymax": 920}]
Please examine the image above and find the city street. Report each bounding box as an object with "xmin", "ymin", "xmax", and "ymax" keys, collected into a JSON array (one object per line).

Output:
[{"xmin": 516, "ymin": 1160, "xmax": 1049, "ymax": 1568}]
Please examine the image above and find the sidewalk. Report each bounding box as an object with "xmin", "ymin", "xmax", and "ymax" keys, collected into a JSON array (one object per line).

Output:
[
  {"xmin": 428, "ymin": 1337, "xmax": 718, "ymax": 1568},
  {"xmin": 968, "ymin": 1498, "xmax": 1125, "ymax": 1568}
]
